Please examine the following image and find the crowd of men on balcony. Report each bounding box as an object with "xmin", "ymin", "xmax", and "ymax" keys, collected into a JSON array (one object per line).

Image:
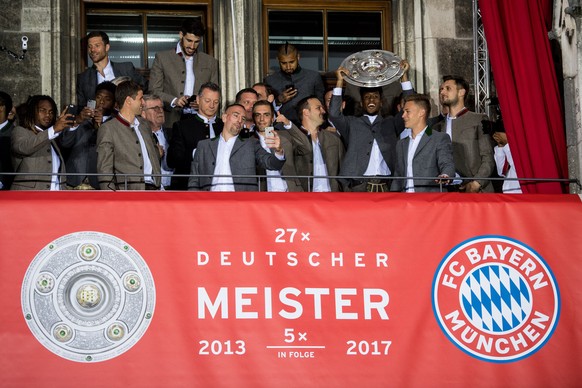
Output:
[{"xmin": 0, "ymin": 18, "xmax": 521, "ymax": 194}]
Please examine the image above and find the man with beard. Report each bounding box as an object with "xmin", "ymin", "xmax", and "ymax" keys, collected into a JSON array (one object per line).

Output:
[
  {"xmin": 76, "ymin": 31, "xmax": 146, "ymax": 121},
  {"xmin": 150, "ymin": 18, "xmax": 219, "ymax": 128},
  {"xmin": 188, "ymin": 104, "xmax": 285, "ymax": 191},
  {"xmin": 329, "ymin": 61, "xmax": 412, "ymax": 192},
  {"xmin": 167, "ymin": 82, "xmax": 223, "ymax": 190},
  {"xmin": 252, "ymin": 100, "xmax": 302, "ymax": 191},
  {"xmin": 11, "ymin": 96, "xmax": 75, "ymax": 190},
  {"xmin": 264, "ymin": 43, "xmax": 325, "ymax": 125},
  {"xmin": 286, "ymin": 96, "xmax": 345, "ymax": 192},
  {"xmin": 61, "ymin": 81, "xmax": 117, "ymax": 189},
  {"xmin": 432, "ymin": 75, "xmax": 494, "ymax": 193}
]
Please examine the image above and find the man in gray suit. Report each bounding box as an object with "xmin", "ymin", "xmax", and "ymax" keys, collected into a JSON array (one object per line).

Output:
[
  {"xmin": 188, "ymin": 104, "xmax": 285, "ymax": 191},
  {"xmin": 76, "ymin": 31, "xmax": 146, "ymax": 121},
  {"xmin": 97, "ymin": 80, "xmax": 161, "ymax": 190},
  {"xmin": 11, "ymin": 96, "xmax": 75, "ymax": 190},
  {"xmin": 150, "ymin": 18, "xmax": 219, "ymax": 128},
  {"xmin": 433, "ymin": 75, "xmax": 495, "ymax": 193},
  {"xmin": 391, "ymin": 94, "xmax": 454, "ymax": 192},
  {"xmin": 329, "ymin": 61, "xmax": 413, "ymax": 192}
]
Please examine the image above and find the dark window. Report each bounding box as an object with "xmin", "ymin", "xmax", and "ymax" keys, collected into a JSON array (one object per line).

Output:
[{"xmin": 263, "ymin": 1, "xmax": 391, "ymax": 74}]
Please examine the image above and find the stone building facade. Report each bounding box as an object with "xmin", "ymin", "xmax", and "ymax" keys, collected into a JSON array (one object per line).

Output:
[{"xmin": 0, "ymin": 0, "xmax": 580, "ymax": 192}]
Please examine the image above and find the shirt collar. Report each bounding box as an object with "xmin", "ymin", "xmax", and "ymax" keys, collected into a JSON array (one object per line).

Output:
[{"xmin": 196, "ymin": 113, "xmax": 216, "ymax": 124}]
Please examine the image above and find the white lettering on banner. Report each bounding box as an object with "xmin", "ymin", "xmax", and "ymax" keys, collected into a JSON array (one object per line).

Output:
[
  {"xmin": 195, "ymin": 251, "xmax": 389, "ymax": 268},
  {"xmin": 442, "ymin": 244, "xmax": 549, "ymax": 290},
  {"xmin": 197, "ymin": 287, "xmax": 389, "ymax": 320},
  {"xmin": 444, "ymin": 309, "xmax": 550, "ymax": 355}
]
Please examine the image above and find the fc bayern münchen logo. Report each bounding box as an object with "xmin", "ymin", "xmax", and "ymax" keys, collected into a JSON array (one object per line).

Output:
[{"xmin": 432, "ymin": 236, "xmax": 560, "ymax": 363}]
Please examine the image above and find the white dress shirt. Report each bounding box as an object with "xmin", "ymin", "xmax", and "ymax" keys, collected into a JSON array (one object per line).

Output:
[
  {"xmin": 363, "ymin": 114, "xmax": 391, "ymax": 177},
  {"xmin": 405, "ymin": 127, "xmax": 427, "ymax": 192},
  {"xmin": 258, "ymin": 133, "xmax": 288, "ymax": 192},
  {"xmin": 96, "ymin": 60, "xmax": 115, "ymax": 84},
  {"xmin": 312, "ymin": 137, "xmax": 331, "ymax": 192},
  {"xmin": 126, "ymin": 116, "xmax": 154, "ymax": 185},
  {"xmin": 494, "ymin": 144, "xmax": 522, "ymax": 193},
  {"xmin": 34, "ymin": 125, "xmax": 61, "ymax": 191},
  {"xmin": 211, "ymin": 134, "xmax": 237, "ymax": 191}
]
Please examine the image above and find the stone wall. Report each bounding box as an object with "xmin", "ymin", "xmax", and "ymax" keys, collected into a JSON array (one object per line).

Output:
[
  {"xmin": 0, "ymin": 0, "xmax": 78, "ymax": 111},
  {"xmin": 392, "ymin": 0, "xmax": 476, "ymax": 113}
]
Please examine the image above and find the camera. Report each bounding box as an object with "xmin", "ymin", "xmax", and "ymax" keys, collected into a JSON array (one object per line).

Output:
[
  {"xmin": 187, "ymin": 95, "xmax": 197, "ymax": 103},
  {"xmin": 21, "ymin": 36, "xmax": 28, "ymax": 51},
  {"xmin": 285, "ymin": 84, "xmax": 295, "ymax": 91}
]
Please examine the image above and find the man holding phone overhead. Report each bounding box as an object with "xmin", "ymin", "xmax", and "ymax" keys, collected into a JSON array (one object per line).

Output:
[{"xmin": 264, "ymin": 43, "xmax": 325, "ymax": 125}]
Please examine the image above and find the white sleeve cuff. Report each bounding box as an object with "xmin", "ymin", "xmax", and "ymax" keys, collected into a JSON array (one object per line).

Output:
[{"xmin": 401, "ymin": 81, "xmax": 413, "ymax": 91}]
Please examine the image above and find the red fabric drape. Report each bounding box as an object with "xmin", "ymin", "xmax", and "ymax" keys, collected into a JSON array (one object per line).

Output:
[{"xmin": 480, "ymin": 0, "xmax": 569, "ymax": 193}]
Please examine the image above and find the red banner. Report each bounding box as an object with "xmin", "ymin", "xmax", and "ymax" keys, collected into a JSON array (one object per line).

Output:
[{"xmin": 1, "ymin": 192, "xmax": 581, "ymax": 387}]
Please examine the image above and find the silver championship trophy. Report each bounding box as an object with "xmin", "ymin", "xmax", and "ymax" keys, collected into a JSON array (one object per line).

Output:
[{"xmin": 339, "ymin": 50, "xmax": 404, "ymax": 88}]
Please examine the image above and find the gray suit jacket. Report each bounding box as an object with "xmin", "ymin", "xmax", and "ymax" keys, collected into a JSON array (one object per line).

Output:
[
  {"xmin": 286, "ymin": 123, "xmax": 345, "ymax": 192},
  {"xmin": 149, "ymin": 49, "xmax": 219, "ymax": 127},
  {"xmin": 188, "ymin": 135, "xmax": 285, "ymax": 191},
  {"xmin": 391, "ymin": 128, "xmax": 455, "ymax": 192},
  {"xmin": 96, "ymin": 116, "xmax": 161, "ymax": 190},
  {"xmin": 11, "ymin": 125, "xmax": 66, "ymax": 190},
  {"xmin": 433, "ymin": 111, "xmax": 495, "ymax": 192},
  {"xmin": 76, "ymin": 61, "xmax": 147, "ymax": 107},
  {"xmin": 329, "ymin": 91, "xmax": 411, "ymax": 189}
]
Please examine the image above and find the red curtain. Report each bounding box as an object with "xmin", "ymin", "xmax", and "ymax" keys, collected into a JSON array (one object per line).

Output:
[{"xmin": 479, "ymin": 0, "xmax": 569, "ymax": 193}]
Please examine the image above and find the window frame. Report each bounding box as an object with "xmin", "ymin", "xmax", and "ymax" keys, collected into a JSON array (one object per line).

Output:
[
  {"xmin": 80, "ymin": 0, "xmax": 214, "ymax": 72},
  {"xmin": 261, "ymin": 0, "xmax": 393, "ymax": 74}
]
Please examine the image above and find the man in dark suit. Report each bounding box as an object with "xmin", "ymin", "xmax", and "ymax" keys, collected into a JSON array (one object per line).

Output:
[
  {"xmin": 286, "ymin": 96, "xmax": 345, "ymax": 192},
  {"xmin": 96, "ymin": 80, "xmax": 161, "ymax": 190},
  {"xmin": 61, "ymin": 81, "xmax": 117, "ymax": 189},
  {"xmin": 142, "ymin": 94, "xmax": 173, "ymax": 189},
  {"xmin": 329, "ymin": 61, "xmax": 413, "ymax": 192},
  {"xmin": 433, "ymin": 75, "xmax": 495, "ymax": 193},
  {"xmin": 167, "ymin": 82, "xmax": 223, "ymax": 190},
  {"xmin": 188, "ymin": 104, "xmax": 285, "ymax": 191},
  {"xmin": 265, "ymin": 43, "xmax": 325, "ymax": 125},
  {"xmin": 0, "ymin": 91, "xmax": 14, "ymax": 190},
  {"xmin": 149, "ymin": 18, "xmax": 219, "ymax": 128},
  {"xmin": 76, "ymin": 31, "xmax": 146, "ymax": 120},
  {"xmin": 391, "ymin": 94, "xmax": 454, "ymax": 192}
]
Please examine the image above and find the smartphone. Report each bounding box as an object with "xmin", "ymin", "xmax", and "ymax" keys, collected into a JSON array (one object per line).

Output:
[
  {"xmin": 264, "ymin": 126, "xmax": 275, "ymax": 138},
  {"xmin": 285, "ymin": 84, "xmax": 295, "ymax": 91},
  {"xmin": 67, "ymin": 104, "xmax": 78, "ymax": 115},
  {"xmin": 87, "ymin": 99, "xmax": 96, "ymax": 110}
]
